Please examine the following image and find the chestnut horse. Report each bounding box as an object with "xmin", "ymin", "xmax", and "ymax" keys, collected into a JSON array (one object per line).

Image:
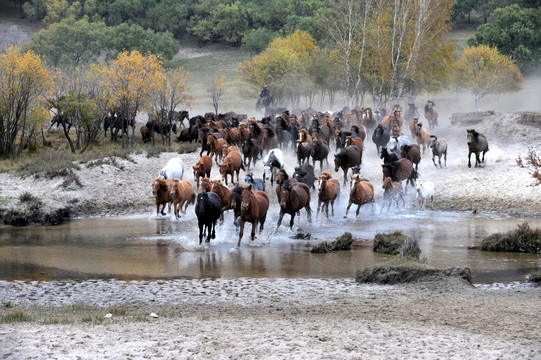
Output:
[
  {"xmin": 345, "ymin": 174, "xmax": 374, "ymax": 218},
  {"xmin": 238, "ymin": 185, "xmax": 269, "ymax": 247},
  {"xmin": 296, "ymin": 128, "xmax": 312, "ymax": 165},
  {"xmin": 317, "ymin": 171, "xmax": 340, "ymax": 218},
  {"xmin": 277, "ymin": 179, "xmax": 312, "ymax": 230},
  {"xmin": 361, "ymin": 107, "xmax": 378, "ymax": 135},
  {"xmin": 210, "ymin": 179, "xmax": 233, "ymax": 224},
  {"xmin": 169, "ymin": 179, "xmax": 195, "ymax": 218}
]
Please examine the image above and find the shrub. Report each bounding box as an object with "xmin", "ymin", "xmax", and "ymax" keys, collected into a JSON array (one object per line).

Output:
[
  {"xmin": 516, "ymin": 147, "xmax": 541, "ymax": 186},
  {"xmin": 373, "ymin": 231, "xmax": 408, "ymax": 255},
  {"xmin": 311, "ymin": 232, "xmax": 354, "ymax": 253},
  {"xmin": 19, "ymin": 192, "xmax": 40, "ymax": 204},
  {"xmin": 241, "ymin": 28, "xmax": 277, "ymax": 54},
  {"xmin": 480, "ymin": 222, "xmax": 541, "ymax": 254}
]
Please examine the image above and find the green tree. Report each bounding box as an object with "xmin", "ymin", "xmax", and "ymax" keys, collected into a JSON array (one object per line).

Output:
[
  {"xmin": 24, "ymin": 17, "xmax": 108, "ymax": 68},
  {"xmin": 467, "ymin": 4, "xmax": 541, "ymax": 71},
  {"xmin": 455, "ymin": 45, "xmax": 523, "ymax": 108},
  {"xmin": 105, "ymin": 23, "xmax": 179, "ymax": 62}
]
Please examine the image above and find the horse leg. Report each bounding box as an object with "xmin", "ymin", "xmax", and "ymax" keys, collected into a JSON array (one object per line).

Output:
[
  {"xmin": 468, "ymin": 152, "xmax": 472, "ymax": 168},
  {"xmin": 430, "ymin": 195, "xmax": 435, "ymax": 210},
  {"xmin": 476, "ymin": 152, "xmax": 481, "ymax": 167},
  {"xmin": 345, "ymin": 201, "xmax": 352, "ymax": 218},
  {"xmin": 238, "ymin": 218, "xmax": 245, "ymax": 247},
  {"xmin": 250, "ymin": 220, "xmax": 257, "ymax": 240},
  {"xmin": 342, "ymin": 168, "xmax": 348, "ymax": 186},
  {"xmin": 330, "ymin": 199, "xmax": 335, "ymax": 217},
  {"xmin": 199, "ymin": 222, "xmax": 206, "ymax": 245},
  {"xmin": 289, "ymin": 213, "xmax": 296, "ymax": 229},
  {"xmin": 316, "ymin": 199, "xmax": 322, "ymax": 217},
  {"xmin": 482, "ymin": 150, "xmax": 487, "ymax": 164},
  {"xmin": 277, "ymin": 210, "xmax": 285, "ymax": 229},
  {"xmin": 209, "ymin": 221, "xmax": 216, "ymax": 241},
  {"xmin": 443, "ymin": 152, "xmax": 447, "ymax": 167},
  {"xmin": 355, "ymin": 203, "xmax": 361, "ymax": 217},
  {"xmin": 306, "ymin": 203, "xmax": 312, "ymax": 223},
  {"xmin": 259, "ymin": 214, "xmax": 266, "ymax": 233}
]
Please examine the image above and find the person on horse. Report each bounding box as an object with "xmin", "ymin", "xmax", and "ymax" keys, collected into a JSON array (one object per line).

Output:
[
  {"xmin": 257, "ymin": 85, "xmax": 271, "ymax": 109},
  {"xmin": 260, "ymin": 85, "xmax": 270, "ymax": 100}
]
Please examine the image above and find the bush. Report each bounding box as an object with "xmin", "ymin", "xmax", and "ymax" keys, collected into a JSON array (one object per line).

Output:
[
  {"xmin": 311, "ymin": 232, "xmax": 354, "ymax": 253},
  {"xmin": 373, "ymin": 231, "xmax": 408, "ymax": 255},
  {"xmin": 241, "ymin": 28, "xmax": 277, "ymax": 54},
  {"xmin": 480, "ymin": 222, "xmax": 541, "ymax": 254}
]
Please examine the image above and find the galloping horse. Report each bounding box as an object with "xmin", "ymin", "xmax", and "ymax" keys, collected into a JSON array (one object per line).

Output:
[
  {"xmin": 195, "ymin": 192, "xmax": 222, "ymax": 245},
  {"xmin": 372, "ymin": 124, "xmax": 391, "ymax": 156},
  {"xmin": 345, "ymin": 174, "xmax": 374, "ymax": 218},
  {"xmin": 317, "ymin": 172, "xmax": 340, "ymax": 218},
  {"xmin": 237, "ymin": 185, "xmax": 269, "ymax": 247},
  {"xmin": 296, "ymin": 128, "xmax": 312, "ymax": 165},
  {"xmin": 334, "ymin": 145, "xmax": 362, "ymax": 185},
  {"xmin": 424, "ymin": 100, "xmax": 439, "ymax": 129},
  {"xmin": 277, "ymin": 179, "xmax": 312, "ymax": 230}
]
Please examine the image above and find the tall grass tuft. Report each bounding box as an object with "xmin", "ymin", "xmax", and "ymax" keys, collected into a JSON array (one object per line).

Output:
[
  {"xmin": 480, "ymin": 222, "xmax": 541, "ymax": 254},
  {"xmin": 1, "ymin": 310, "xmax": 32, "ymax": 323}
]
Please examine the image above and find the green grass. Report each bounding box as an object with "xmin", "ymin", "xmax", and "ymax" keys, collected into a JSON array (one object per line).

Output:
[{"xmin": 444, "ymin": 26, "xmax": 477, "ymax": 56}]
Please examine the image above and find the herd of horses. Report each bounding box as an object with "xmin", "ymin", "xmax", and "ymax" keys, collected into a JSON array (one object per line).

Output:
[{"xmin": 148, "ymin": 101, "xmax": 490, "ymax": 248}]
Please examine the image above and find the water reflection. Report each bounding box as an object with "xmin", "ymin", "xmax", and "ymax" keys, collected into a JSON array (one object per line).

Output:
[{"xmin": 0, "ymin": 211, "xmax": 540, "ymax": 283}]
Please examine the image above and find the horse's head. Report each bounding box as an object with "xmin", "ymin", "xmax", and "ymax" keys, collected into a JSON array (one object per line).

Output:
[
  {"xmin": 169, "ymin": 179, "xmax": 180, "ymax": 197},
  {"xmin": 382, "ymin": 176, "xmax": 393, "ymax": 190},
  {"xmin": 240, "ymin": 184, "xmax": 252, "ymax": 211},
  {"xmin": 276, "ymin": 169, "xmax": 288, "ymax": 185},
  {"xmin": 200, "ymin": 178, "xmax": 211, "ymax": 192},
  {"xmin": 466, "ymin": 129, "xmax": 477, "ymax": 145},
  {"xmin": 230, "ymin": 186, "xmax": 242, "ymax": 209},
  {"xmin": 429, "ymin": 135, "xmax": 437, "ymax": 148}
]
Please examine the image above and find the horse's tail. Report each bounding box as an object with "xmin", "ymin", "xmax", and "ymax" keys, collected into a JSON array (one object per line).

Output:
[{"xmin": 410, "ymin": 169, "xmax": 420, "ymax": 183}]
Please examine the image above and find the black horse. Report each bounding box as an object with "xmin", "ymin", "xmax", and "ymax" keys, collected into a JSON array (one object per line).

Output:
[
  {"xmin": 334, "ymin": 145, "xmax": 362, "ymax": 185},
  {"xmin": 293, "ymin": 162, "xmax": 316, "ymax": 189},
  {"xmin": 241, "ymin": 138, "xmax": 261, "ymax": 170},
  {"xmin": 372, "ymin": 124, "xmax": 391, "ymax": 156},
  {"xmin": 194, "ymin": 192, "xmax": 222, "ymax": 245},
  {"xmin": 311, "ymin": 136, "xmax": 329, "ymax": 171}
]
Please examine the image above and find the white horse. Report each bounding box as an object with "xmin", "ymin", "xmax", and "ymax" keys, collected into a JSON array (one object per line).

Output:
[
  {"xmin": 388, "ymin": 135, "xmax": 412, "ymax": 158},
  {"xmin": 262, "ymin": 148, "xmax": 284, "ymax": 186},
  {"xmin": 158, "ymin": 157, "xmax": 184, "ymax": 180},
  {"xmin": 416, "ymin": 179, "xmax": 435, "ymax": 211}
]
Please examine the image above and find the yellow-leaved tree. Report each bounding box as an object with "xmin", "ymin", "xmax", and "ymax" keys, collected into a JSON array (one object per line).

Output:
[
  {"xmin": 0, "ymin": 46, "xmax": 52, "ymax": 157},
  {"xmin": 455, "ymin": 45, "xmax": 523, "ymax": 109},
  {"xmin": 239, "ymin": 30, "xmax": 318, "ymax": 108},
  {"xmin": 94, "ymin": 50, "xmax": 166, "ymax": 148}
]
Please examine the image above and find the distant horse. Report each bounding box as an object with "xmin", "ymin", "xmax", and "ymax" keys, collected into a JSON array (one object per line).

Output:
[
  {"xmin": 381, "ymin": 158, "xmax": 419, "ymax": 191},
  {"xmin": 194, "ymin": 192, "xmax": 222, "ymax": 245},
  {"xmin": 466, "ymin": 129, "xmax": 489, "ymax": 168},
  {"xmin": 207, "ymin": 133, "xmax": 227, "ymax": 162},
  {"xmin": 404, "ymin": 104, "xmax": 420, "ymax": 125},
  {"xmin": 277, "ymin": 179, "xmax": 312, "ymax": 230},
  {"xmin": 429, "ymin": 135, "xmax": 448, "ymax": 167},
  {"xmin": 361, "ymin": 107, "xmax": 378, "ymax": 135},
  {"xmin": 263, "ymin": 148, "xmax": 284, "ymax": 186},
  {"xmin": 424, "ymin": 100, "xmax": 439, "ymax": 129},
  {"xmin": 350, "ymin": 125, "xmax": 366, "ymax": 142},
  {"xmin": 238, "ymin": 185, "xmax": 269, "ymax": 247},
  {"xmin": 244, "ymin": 173, "xmax": 265, "ymax": 191},
  {"xmin": 409, "ymin": 117, "xmax": 419, "ymax": 139},
  {"xmin": 381, "ymin": 177, "xmax": 405, "ymax": 213},
  {"xmin": 345, "ymin": 174, "xmax": 374, "ymax": 218},
  {"xmin": 241, "ymin": 138, "xmax": 261, "ymax": 170},
  {"xmin": 334, "ymin": 145, "xmax": 362, "ymax": 185},
  {"xmin": 310, "ymin": 132, "xmax": 329, "ymax": 171},
  {"xmin": 317, "ymin": 172, "xmax": 340, "ymax": 218},
  {"xmin": 372, "ymin": 124, "xmax": 391, "ymax": 156},
  {"xmin": 296, "ymin": 128, "xmax": 312, "ymax": 165}
]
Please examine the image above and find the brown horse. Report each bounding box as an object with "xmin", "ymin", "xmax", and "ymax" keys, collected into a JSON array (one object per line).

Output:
[
  {"xmin": 219, "ymin": 151, "xmax": 245, "ymax": 185},
  {"xmin": 275, "ymin": 168, "xmax": 294, "ymax": 202},
  {"xmin": 345, "ymin": 174, "xmax": 374, "ymax": 218},
  {"xmin": 317, "ymin": 172, "xmax": 340, "ymax": 218},
  {"xmin": 200, "ymin": 177, "xmax": 212, "ymax": 192},
  {"xmin": 409, "ymin": 116, "xmax": 419, "ymax": 139},
  {"xmin": 193, "ymin": 155, "xmax": 212, "ymax": 190},
  {"xmin": 381, "ymin": 108, "xmax": 404, "ymax": 130},
  {"xmin": 277, "ymin": 179, "xmax": 312, "ymax": 230},
  {"xmin": 151, "ymin": 177, "xmax": 173, "ymax": 216},
  {"xmin": 400, "ymin": 144, "xmax": 421, "ymax": 171},
  {"xmin": 238, "ymin": 185, "xmax": 269, "ymax": 247},
  {"xmin": 210, "ymin": 179, "xmax": 233, "ymax": 223},
  {"xmin": 207, "ymin": 134, "xmax": 226, "ymax": 162},
  {"xmin": 381, "ymin": 176, "xmax": 405, "ymax": 213},
  {"xmin": 345, "ymin": 136, "xmax": 364, "ymax": 152},
  {"xmin": 169, "ymin": 179, "xmax": 196, "ymax": 218},
  {"xmin": 381, "ymin": 158, "xmax": 419, "ymax": 191},
  {"xmin": 296, "ymin": 128, "xmax": 312, "ymax": 165},
  {"xmin": 414, "ymin": 122, "xmax": 431, "ymax": 153}
]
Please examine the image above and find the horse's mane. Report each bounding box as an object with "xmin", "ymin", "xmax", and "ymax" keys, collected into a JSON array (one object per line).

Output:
[
  {"xmin": 278, "ymin": 168, "xmax": 289, "ymax": 180},
  {"xmin": 320, "ymin": 171, "xmax": 333, "ymax": 179}
]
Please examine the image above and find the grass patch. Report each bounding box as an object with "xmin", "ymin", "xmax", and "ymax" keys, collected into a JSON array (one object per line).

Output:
[
  {"xmin": 356, "ymin": 259, "xmax": 471, "ymax": 285},
  {"xmin": 18, "ymin": 192, "xmax": 41, "ymax": 204},
  {"xmin": 1, "ymin": 310, "xmax": 32, "ymax": 323},
  {"xmin": 479, "ymin": 222, "xmax": 541, "ymax": 254},
  {"xmin": 16, "ymin": 150, "xmax": 79, "ymax": 178},
  {"xmin": 311, "ymin": 232, "xmax": 355, "ymax": 253},
  {"xmin": 526, "ymin": 272, "xmax": 541, "ymax": 285}
]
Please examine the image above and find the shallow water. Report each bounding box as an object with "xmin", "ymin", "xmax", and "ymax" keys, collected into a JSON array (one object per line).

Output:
[{"xmin": 1, "ymin": 207, "xmax": 540, "ymax": 284}]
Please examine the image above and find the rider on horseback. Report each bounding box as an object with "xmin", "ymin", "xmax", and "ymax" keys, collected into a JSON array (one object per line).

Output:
[{"xmin": 260, "ymin": 85, "xmax": 270, "ymax": 100}]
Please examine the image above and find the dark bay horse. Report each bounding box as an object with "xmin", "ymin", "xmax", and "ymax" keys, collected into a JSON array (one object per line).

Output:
[
  {"xmin": 277, "ymin": 179, "xmax": 312, "ymax": 230},
  {"xmin": 296, "ymin": 128, "xmax": 312, "ymax": 165},
  {"xmin": 194, "ymin": 192, "xmax": 222, "ymax": 245},
  {"xmin": 467, "ymin": 129, "xmax": 489, "ymax": 168},
  {"xmin": 372, "ymin": 124, "xmax": 390, "ymax": 156},
  {"xmin": 310, "ymin": 132, "xmax": 329, "ymax": 171},
  {"xmin": 238, "ymin": 185, "xmax": 269, "ymax": 247},
  {"xmin": 241, "ymin": 138, "xmax": 261, "ymax": 170},
  {"xmin": 381, "ymin": 158, "xmax": 419, "ymax": 192},
  {"xmin": 334, "ymin": 145, "xmax": 362, "ymax": 185}
]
